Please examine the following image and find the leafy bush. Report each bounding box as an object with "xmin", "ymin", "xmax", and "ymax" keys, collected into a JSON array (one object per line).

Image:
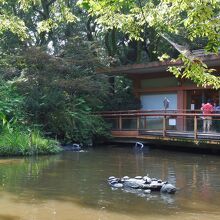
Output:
[
  {"xmin": 0, "ymin": 81, "xmax": 24, "ymax": 123},
  {"xmin": 14, "ymin": 47, "xmax": 111, "ymax": 144},
  {"xmin": 0, "ymin": 81, "xmax": 62, "ymax": 156},
  {"xmin": 30, "ymin": 130, "xmax": 62, "ymax": 155},
  {"xmin": 0, "ymin": 128, "xmax": 62, "ymax": 156},
  {"xmin": 102, "ymin": 76, "xmax": 141, "ymax": 111},
  {"xmin": 42, "ymin": 97, "xmax": 111, "ymax": 144},
  {"xmin": 1, "ymin": 44, "xmax": 112, "ymax": 147}
]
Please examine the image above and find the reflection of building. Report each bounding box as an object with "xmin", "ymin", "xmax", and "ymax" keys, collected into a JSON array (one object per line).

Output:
[{"xmin": 99, "ymin": 52, "xmax": 220, "ymax": 146}]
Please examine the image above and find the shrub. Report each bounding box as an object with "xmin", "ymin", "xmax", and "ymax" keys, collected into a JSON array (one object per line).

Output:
[{"xmin": 0, "ymin": 128, "xmax": 62, "ymax": 156}]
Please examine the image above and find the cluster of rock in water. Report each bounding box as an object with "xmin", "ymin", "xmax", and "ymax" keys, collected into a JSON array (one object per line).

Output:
[
  {"xmin": 62, "ymin": 143, "xmax": 86, "ymax": 152},
  {"xmin": 108, "ymin": 176, "xmax": 176, "ymax": 194}
]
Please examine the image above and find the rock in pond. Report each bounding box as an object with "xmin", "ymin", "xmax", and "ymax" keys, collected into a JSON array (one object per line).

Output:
[
  {"xmin": 108, "ymin": 175, "xmax": 177, "ymax": 195},
  {"xmin": 160, "ymin": 182, "xmax": 177, "ymax": 194}
]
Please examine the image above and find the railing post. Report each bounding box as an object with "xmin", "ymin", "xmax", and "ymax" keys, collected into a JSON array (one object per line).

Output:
[
  {"xmin": 136, "ymin": 116, "xmax": 140, "ymax": 131},
  {"xmin": 163, "ymin": 116, "xmax": 166, "ymax": 137},
  {"xmin": 144, "ymin": 116, "xmax": 147, "ymax": 130},
  {"xmin": 194, "ymin": 115, "xmax": 197, "ymax": 140},
  {"xmin": 119, "ymin": 116, "xmax": 122, "ymax": 130}
]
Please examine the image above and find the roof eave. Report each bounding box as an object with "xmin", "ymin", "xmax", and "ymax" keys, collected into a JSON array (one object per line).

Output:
[{"xmin": 97, "ymin": 54, "xmax": 220, "ymax": 76}]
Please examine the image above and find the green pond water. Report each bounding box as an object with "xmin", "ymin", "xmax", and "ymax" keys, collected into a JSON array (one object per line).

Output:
[{"xmin": 0, "ymin": 146, "xmax": 220, "ymax": 220}]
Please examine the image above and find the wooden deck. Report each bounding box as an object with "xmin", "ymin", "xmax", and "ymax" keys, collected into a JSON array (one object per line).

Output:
[
  {"xmin": 100, "ymin": 110, "xmax": 220, "ymax": 148},
  {"xmin": 140, "ymin": 130, "xmax": 220, "ymax": 140}
]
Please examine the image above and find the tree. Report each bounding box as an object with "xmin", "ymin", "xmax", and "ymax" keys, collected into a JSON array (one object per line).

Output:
[
  {"xmin": 1, "ymin": 0, "xmax": 220, "ymax": 88},
  {"xmin": 12, "ymin": 40, "xmax": 110, "ymax": 143},
  {"xmin": 0, "ymin": 0, "xmax": 76, "ymax": 49},
  {"xmin": 78, "ymin": 0, "xmax": 220, "ymax": 88},
  {"xmin": 0, "ymin": 0, "xmax": 115, "ymax": 144}
]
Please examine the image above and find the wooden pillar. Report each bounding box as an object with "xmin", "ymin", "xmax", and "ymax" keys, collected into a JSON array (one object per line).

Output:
[
  {"xmin": 132, "ymin": 78, "xmax": 141, "ymax": 99},
  {"xmin": 119, "ymin": 116, "xmax": 122, "ymax": 130},
  {"xmin": 136, "ymin": 116, "xmax": 140, "ymax": 131},
  {"xmin": 163, "ymin": 116, "xmax": 166, "ymax": 137},
  {"xmin": 177, "ymin": 90, "xmax": 184, "ymax": 131},
  {"xmin": 144, "ymin": 116, "xmax": 147, "ymax": 130},
  {"xmin": 194, "ymin": 115, "xmax": 198, "ymax": 140}
]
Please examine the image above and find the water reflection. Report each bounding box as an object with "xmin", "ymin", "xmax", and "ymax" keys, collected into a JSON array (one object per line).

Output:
[{"xmin": 0, "ymin": 147, "xmax": 220, "ymax": 219}]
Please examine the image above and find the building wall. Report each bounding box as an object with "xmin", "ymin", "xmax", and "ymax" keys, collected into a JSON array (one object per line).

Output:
[
  {"xmin": 133, "ymin": 75, "xmax": 207, "ymax": 110},
  {"xmin": 140, "ymin": 93, "xmax": 177, "ymax": 110},
  {"xmin": 141, "ymin": 77, "xmax": 179, "ymax": 89},
  {"xmin": 135, "ymin": 76, "xmax": 196, "ymax": 130}
]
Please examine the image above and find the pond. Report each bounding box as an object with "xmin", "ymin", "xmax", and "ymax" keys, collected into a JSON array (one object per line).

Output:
[{"xmin": 0, "ymin": 146, "xmax": 220, "ymax": 220}]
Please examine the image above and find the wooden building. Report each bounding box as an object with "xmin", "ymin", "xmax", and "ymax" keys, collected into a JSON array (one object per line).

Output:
[{"xmin": 99, "ymin": 52, "xmax": 220, "ymax": 149}]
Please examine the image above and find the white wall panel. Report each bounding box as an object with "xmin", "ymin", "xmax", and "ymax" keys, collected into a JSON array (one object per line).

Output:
[{"xmin": 140, "ymin": 93, "xmax": 177, "ymax": 110}]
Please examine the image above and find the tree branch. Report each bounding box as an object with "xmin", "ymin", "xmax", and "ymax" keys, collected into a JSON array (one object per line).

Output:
[
  {"xmin": 32, "ymin": 5, "xmax": 45, "ymax": 18},
  {"xmin": 47, "ymin": 0, "xmax": 57, "ymax": 7}
]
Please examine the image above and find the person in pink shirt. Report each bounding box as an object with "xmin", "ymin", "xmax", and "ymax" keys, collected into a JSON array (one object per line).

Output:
[{"xmin": 201, "ymin": 100, "xmax": 214, "ymax": 132}]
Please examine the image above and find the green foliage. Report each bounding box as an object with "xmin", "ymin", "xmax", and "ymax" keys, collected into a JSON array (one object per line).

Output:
[
  {"xmin": 0, "ymin": 0, "xmax": 77, "ymax": 47},
  {"xmin": 65, "ymin": 98, "xmax": 111, "ymax": 144},
  {"xmin": 78, "ymin": 0, "xmax": 220, "ymax": 88},
  {"xmin": 13, "ymin": 46, "xmax": 110, "ymax": 144},
  {"xmin": 77, "ymin": 0, "xmax": 140, "ymax": 39},
  {"xmin": 30, "ymin": 130, "xmax": 61, "ymax": 155},
  {"xmin": 102, "ymin": 76, "xmax": 141, "ymax": 111},
  {"xmin": 0, "ymin": 0, "xmax": 76, "ymax": 40},
  {"xmin": 0, "ymin": 80, "xmax": 61, "ymax": 156},
  {"xmin": 0, "ymin": 0, "xmax": 134, "ymax": 148},
  {"xmin": 0, "ymin": 117, "xmax": 61, "ymax": 156},
  {"xmin": 0, "ymin": 81, "xmax": 25, "ymax": 125},
  {"xmin": 168, "ymin": 55, "xmax": 220, "ymax": 89},
  {"xmin": 160, "ymin": 0, "xmax": 220, "ymax": 52},
  {"xmin": 0, "ymin": 15, "xmax": 28, "ymax": 40}
]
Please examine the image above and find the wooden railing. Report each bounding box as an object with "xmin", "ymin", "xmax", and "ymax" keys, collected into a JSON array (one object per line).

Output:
[{"xmin": 100, "ymin": 110, "xmax": 220, "ymax": 141}]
